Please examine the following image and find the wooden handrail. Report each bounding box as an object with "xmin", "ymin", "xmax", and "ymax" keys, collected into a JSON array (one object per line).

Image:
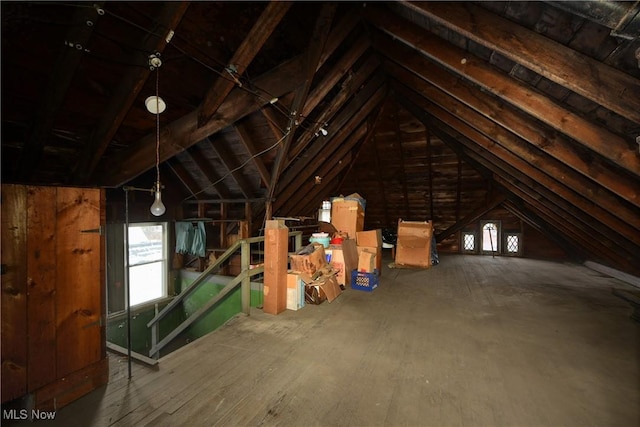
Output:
[
  {"xmin": 147, "ymin": 240, "xmax": 242, "ymax": 328},
  {"xmin": 146, "ymin": 231, "xmax": 302, "ymax": 358}
]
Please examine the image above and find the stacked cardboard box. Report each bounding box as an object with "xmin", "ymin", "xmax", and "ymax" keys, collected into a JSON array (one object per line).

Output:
[
  {"xmin": 356, "ymin": 229, "xmax": 382, "ymax": 275},
  {"xmin": 324, "ymin": 238, "xmax": 358, "ymax": 287},
  {"xmin": 330, "ymin": 193, "xmax": 365, "ymax": 239},
  {"xmin": 288, "ymin": 244, "xmax": 342, "ymax": 305},
  {"xmin": 395, "ymin": 220, "xmax": 433, "ymax": 268}
]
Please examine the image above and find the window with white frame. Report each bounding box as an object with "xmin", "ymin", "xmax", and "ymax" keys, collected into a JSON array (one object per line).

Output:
[
  {"xmin": 127, "ymin": 223, "xmax": 168, "ymax": 307},
  {"xmin": 481, "ymin": 221, "xmax": 500, "ymax": 254}
]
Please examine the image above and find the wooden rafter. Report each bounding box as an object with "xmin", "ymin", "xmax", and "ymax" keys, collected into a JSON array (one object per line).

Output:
[
  {"xmin": 385, "ymin": 61, "xmax": 640, "ymax": 210},
  {"xmin": 97, "ymin": 53, "xmax": 306, "ymax": 187},
  {"xmin": 267, "ymin": 4, "xmax": 337, "ymax": 215},
  {"xmin": 74, "ymin": 1, "xmax": 190, "ymax": 183},
  {"xmin": 278, "ymin": 60, "xmax": 383, "ymax": 193},
  {"xmin": 185, "ymin": 143, "xmax": 231, "ymax": 199},
  {"xmin": 399, "ymin": 1, "xmax": 640, "ymax": 123},
  {"xmin": 275, "ymin": 71, "xmax": 387, "ymax": 208},
  {"xmin": 277, "ymin": 83, "xmax": 387, "ymax": 215},
  {"xmin": 197, "ymin": 1, "xmax": 292, "ymax": 127},
  {"xmin": 206, "ymin": 135, "xmax": 255, "ymax": 198},
  {"xmin": 234, "ymin": 123, "xmax": 271, "ymax": 187},
  {"xmin": 392, "ymin": 101, "xmax": 410, "ymax": 218},
  {"xmin": 19, "ymin": 3, "xmax": 102, "ymax": 181},
  {"xmin": 401, "ymin": 92, "xmax": 640, "ymax": 265},
  {"xmin": 365, "ymin": 6, "xmax": 640, "ymax": 175},
  {"xmin": 435, "ymin": 192, "xmax": 507, "ymax": 243},
  {"xmin": 167, "ymin": 159, "xmax": 201, "ymax": 200},
  {"xmin": 288, "ymin": 52, "xmax": 381, "ymax": 166},
  {"xmin": 502, "ymin": 199, "xmax": 580, "ymax": 260},
  {"xmin": 397, "ymin": 85, "xmax": 640, "ymax": 247}
]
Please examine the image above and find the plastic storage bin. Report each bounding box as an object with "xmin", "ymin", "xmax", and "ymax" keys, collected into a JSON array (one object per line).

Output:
[{"xmin": 350, "ymin": 269, "xmax": 379, "ymax": 292}]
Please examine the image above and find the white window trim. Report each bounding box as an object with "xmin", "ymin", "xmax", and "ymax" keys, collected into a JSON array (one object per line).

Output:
[
  {"xmin": 126, "ymin": 222, "xmax": 169, "ymax": 309},
  {"xmin": 480, "ymin": 220, "xmax": 501, "ymax": 255}
]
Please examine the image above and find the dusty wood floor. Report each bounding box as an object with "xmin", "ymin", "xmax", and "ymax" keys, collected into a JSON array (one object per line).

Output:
[{"xmin": 11, "ymin": 254, "xmax": 640, "ymax": 426}]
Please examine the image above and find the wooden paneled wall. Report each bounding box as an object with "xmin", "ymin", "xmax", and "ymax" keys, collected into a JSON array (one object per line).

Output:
[{"xmin": 1, "ymin": 185, "xmax": 107, "ymax": 409}]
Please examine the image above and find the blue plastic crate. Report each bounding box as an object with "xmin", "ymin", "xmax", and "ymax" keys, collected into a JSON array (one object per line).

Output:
[{"xmin": 351, "ymin": 269, "xmax": 379, "ymax": 292}]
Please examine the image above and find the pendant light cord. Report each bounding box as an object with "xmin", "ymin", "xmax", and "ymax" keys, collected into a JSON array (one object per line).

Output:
[{"xmin": 155, "ymin": 69, "xmax": 161, "ymax": 188}]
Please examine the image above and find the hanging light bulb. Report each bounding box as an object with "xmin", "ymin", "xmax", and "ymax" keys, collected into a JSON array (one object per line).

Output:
[
  {"xmin": 149, "ymin": 59, "xmax": 166, "ymax": 216},
  {"xmin": 150, "ymin": 181, "xmax": 166, "ymax": 216}
]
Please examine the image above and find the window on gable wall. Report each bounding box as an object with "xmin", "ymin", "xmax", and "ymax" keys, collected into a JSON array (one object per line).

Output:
[
  {"xmin": 504, "ymin": 232, "xmax": 522, "ymax": 256},
  {"xmin": 481, "ymin": 221, "xmax": 500, "ymax": 255},
  {"xmin": 462, "ymin": 232, "xmax": 476, "ymax": 252}
]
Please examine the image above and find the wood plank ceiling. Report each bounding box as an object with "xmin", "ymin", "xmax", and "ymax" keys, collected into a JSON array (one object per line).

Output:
[{"xmin": 2, "ymin": 1, "xmax": 639, "ymax": 275}]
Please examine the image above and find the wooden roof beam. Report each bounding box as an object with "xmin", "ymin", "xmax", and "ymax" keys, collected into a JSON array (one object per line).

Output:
[
  {"xmin": 234, "ymin": 123, "xmax": 271, "ymax": 187},
  {"xmin": 96, "ymin": 53, "xmax": 306, "ymax": 187},
  {"xmin": 20, "ymin": 3, "xmax": 103, "ymax": 181},
  {"xmin": 384, "ymin": 60, "xmax": 640, "ymax": 211},
  {"xmin": 167, "ymin": 159, "xmax": 201, "ymax": 200},
  {"xmin": 184, "ymin": 144, "xmax": 232, "ymax": 199},
  {"xmin": 197, "ymin": 1, "xmax": 291, "ymax": 128},
  {"xmin": 267, "ymin": 4, "xmax": 337, "ymax": 213},
  {"xmin": 75, "ymin": 1, "xmax": 190, "ymax": 183},
  {"xmin": 205, "ymin": 136, "xmax": 255, "ymax": 199},
  {"xmin": 275, "ymin": 71, "xmax": 387, "ymax": 206},
  {"xmin": 277, "ymin": 84, "xmax": 387, "ymax": 215},
  {"xmin": 397, "ymin": 84, "xmax": 640, "ymax": 248},
  {"xmin": 279, "ymin": 60, "xmax": 383, "ymax": 193},
  {"xmin": 398, "ymin": 1, "xmax": 640, "ymax": 123},
  {"xmin": 288, "ymin": 48, "xmax": 378, "ymax": 164},
  {"xmin": 364, "ymin": 6, "xmax": 640, "ymax": 176},
  {"xmin": 297, "ymin": 106, "xmax": 386, "ymax": 216}
]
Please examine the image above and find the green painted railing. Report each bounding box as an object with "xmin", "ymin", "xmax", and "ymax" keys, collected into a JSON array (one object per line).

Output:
[{"xmin": 147, "ymin": 231, "xmax": 302, "ymax": 359}]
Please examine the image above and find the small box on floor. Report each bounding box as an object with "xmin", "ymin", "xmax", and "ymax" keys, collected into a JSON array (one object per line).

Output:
[{"xmin": 351, "ymin": 269, "xmax": 379, "ymax": 292}]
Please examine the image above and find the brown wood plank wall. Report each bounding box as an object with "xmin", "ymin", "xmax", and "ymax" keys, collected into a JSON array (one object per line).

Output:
[
  {"xmin": 1, "ymin": 185, "xmax": 107, "ymax": 407},
  {"xmin": 1, "ymin": 185, "xmax": 28, "ymax": 402}
]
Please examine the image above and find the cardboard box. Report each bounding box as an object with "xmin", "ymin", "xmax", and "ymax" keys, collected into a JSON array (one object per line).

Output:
[
  {"xmin": 324, "ymin": 247, "xmax": 345, "ymax": 286},
  {"xmin": 395, "ymin": 219, "xmax": 433, "ymax": 268},
  {"xmin": 341, "ymin": 239, "xmax": 358, "ymax": 284},
  {"xmin": 330, "ymin": 193, "xmax": 365, "ymax": 239},
  {"xmin": 356, "ymin": 229, "xmax": 382, "ymax": 247},
  {"xmin": 325, "ymin": 240, "xmax": 357, "ymax": 286},
  {"xmin": 289, "ymin": 243, "xmax": 327, "ymax": 275},
  {"xmin": 357, "ymin": 248, "xmax": 377, "ymax": 273},
  {"xmin": 286, "ymin": 273, "xmax": 305, "ymax": 311},
  {"xmin": 356, "ymin": 229, "xmax": 383, "ymax": 275},
  {"xmin": 300, "ymin": 271, "xmax": 342, "ymax": 304},
  {"xmin": 263, "ymin": 220, "xmax": 289, "ymax": 315}
]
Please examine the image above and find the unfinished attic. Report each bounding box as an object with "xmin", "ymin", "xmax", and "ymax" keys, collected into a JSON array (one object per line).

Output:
[{"xmin": 1, "ymin": 1, "xmax": 639, "ymax": 425}]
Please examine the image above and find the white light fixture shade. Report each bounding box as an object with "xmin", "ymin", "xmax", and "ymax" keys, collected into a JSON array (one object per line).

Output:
[{"xmin": 145, "ymin": 95, "xmax": 166, "ymax": 114}]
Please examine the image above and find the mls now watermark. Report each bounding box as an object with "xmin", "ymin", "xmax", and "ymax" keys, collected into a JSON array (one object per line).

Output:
[{"xmin": 3, "ymin": 409, "xmax": 57, "ymax": 421}]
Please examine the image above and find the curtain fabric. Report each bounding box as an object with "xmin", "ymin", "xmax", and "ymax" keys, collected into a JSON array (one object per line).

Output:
[{"xmin": 175, "ymin": 221, "xmax": 206, "ymax": 257}]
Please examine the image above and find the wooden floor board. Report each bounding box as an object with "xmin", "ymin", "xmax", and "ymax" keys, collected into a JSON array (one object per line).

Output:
[{"xmin": 6, "ymin": 254, "xmax": 638, "ymax": 426}]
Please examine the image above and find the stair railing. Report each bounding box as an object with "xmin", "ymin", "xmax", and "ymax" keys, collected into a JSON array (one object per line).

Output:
[{"xmin": 147, "ymin": 231, "xmax": 302, "ymax": 359}]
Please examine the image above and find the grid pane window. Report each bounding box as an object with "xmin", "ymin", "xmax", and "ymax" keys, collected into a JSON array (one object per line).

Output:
[
  {"xmin": 507, "ymin": 235, "xmax": 519, "ymax": 253},
  {"xmin": 463, "ymin": 233, "xmax": 475, "ymax": 251}
]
